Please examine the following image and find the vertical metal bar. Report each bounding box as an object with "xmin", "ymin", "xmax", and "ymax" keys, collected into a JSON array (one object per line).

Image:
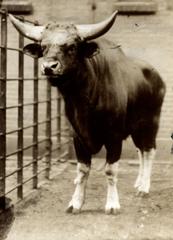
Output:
[
  {"xmin": 171, "ymin": 132, "xmax": 173, "ymax": 154},
  {"xmin": 45, "ymin": 80, "xmax": 52, "ymax": 179},
  {"xmin": 32, "ymin": 56, "xmax": 39, "ymax": 188},
  {"xmin": 57, "ymin": 91, "xmax": 61, "ymax": 154},
  {"xmin": 17, "ymin": 20, "xmax": 24, "ymax": 199},
  {"xmin": 91, "ymin": 0, "xmax": 96, "ymax": 23},
  {"xmin": 0, "ymin": 10, "xmax": 7, "ymax": 209}
]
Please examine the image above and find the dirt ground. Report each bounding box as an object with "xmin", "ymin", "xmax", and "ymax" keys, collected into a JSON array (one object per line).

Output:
[{"xmin": 3, "ymin": 158, "xmax": 173, "ymax": 240}]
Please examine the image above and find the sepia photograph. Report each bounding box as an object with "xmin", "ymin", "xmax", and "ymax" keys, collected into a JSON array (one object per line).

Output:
[{"xmin": 0, "ymin": 0, "xmax": 173, "ymax": 239}]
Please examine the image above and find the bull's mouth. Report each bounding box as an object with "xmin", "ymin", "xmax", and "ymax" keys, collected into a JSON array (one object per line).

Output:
[{"xmin": 46, "ymin": 73, "xmax": 70, "ymax": 87}]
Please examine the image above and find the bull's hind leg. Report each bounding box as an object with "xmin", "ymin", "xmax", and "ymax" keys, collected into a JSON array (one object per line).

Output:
[
  {"xmin": 132, "ymin": 113, "xmax": 161, "ymax": 196},
  {"xmin": 134, "ymin": 148, "xmax": 143, "ymax": 189},
  {"xmin": 132, "ymin": 129, "xmax": 157, "ymax": 195},
  {"xmin": 134, "ymin": 148, "xmax": 156, "ymax": 196}
]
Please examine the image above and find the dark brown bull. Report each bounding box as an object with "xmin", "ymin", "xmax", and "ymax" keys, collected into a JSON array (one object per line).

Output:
[{"xmin": 9, "ymin": 12, "xmax": 166, "ymax": 214}]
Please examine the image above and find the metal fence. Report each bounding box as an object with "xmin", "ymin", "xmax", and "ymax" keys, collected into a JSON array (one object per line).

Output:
[{"xmin": 0, "ymin": 9, "xmax": 70, "ymax": 209}]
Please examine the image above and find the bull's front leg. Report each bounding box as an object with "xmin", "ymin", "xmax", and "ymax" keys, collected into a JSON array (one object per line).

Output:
[
  {"xmin": 66, "ymin": 162, "xmax": 90, "ymax": 214},
  {"xmin": 66, "ymin": 136, "xmax": 91, "ymax": 214},
  {"xmin": 105, "ymin": 141, "xmax": 122, "ymax": 214},
  {"xmin": 105, "ymin": 162, "xmax": 120, "ymax": 214}
]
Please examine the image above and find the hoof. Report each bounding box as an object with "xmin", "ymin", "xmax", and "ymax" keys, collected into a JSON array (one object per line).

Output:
[
  {"xmin": 105, "ymin": 208, "xmax": 120, "ymax": 215},
  {"xmin": 134, "ymin": 182, "xmax": 141, "ymax": 189},
  {"xmin": 72, "ymin": 208, "xmax": 81, "ymax": 214},
  {"xmin": 66, "ymin": 205, "xmax": 81, "ymax": 214},
  {"xmin": 66, "ymin": 205, "xmax": 73, "ymax": 213},
  {"xmin": 136, "ymin": 191, "xmax": 149, "ymax": 198}
]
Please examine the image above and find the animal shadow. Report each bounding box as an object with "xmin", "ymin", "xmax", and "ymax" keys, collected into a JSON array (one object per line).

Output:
[{"xmin": 0, "ymin": 198, "xmax": 15, "ymax": 240}]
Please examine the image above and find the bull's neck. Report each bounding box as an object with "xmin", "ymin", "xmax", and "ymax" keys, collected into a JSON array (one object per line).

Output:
[{"xmin": 58, "ymin": 64, "xmax": 96, "ymax": 105}]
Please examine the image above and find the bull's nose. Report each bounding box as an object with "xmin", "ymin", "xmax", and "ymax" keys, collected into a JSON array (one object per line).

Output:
[
  {"xmin": 49, "ymin": 62, "xmax": 59, "ymax": 69},
  {"xmin": 42, "ymin": 61, "xmax": 61, "ymax": 75},
  {"xmin": 44, "ymin": 67, "xmax": 53, "ymax": 75}
]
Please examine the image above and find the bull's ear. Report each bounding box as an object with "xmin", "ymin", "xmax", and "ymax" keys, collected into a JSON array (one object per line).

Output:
[
  {"xmin": 23, "ymin": 43, "xmax": 43, "ymax": 58},
  {"xmin": 80, "ymin": 42, "xmax": 99, "ymax": 58}
]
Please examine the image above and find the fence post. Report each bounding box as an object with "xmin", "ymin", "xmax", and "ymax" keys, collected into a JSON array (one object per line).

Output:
[
  {"xmin": 0, "ymin": 9, "xmax": 7, "ymax": 209},
  {"xmin": 33, "ymin": 55, "xmax": 39, "ymax": 188},
  {"xmin": 17, "ymin": 20, "xmax": 24, "ymax": 200},
  {"xmin": 57, "ymin": 92, "xmax": 61, "ymax": 155},
  {"xmin": 45, "ymin": 80, "xmax": 52, "ymax": 179}
]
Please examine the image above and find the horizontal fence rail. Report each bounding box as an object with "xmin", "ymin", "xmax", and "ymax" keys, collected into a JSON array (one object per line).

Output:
[{"xmin": 0, "ymin": 9, "xmax": 70, "ymax": 209}]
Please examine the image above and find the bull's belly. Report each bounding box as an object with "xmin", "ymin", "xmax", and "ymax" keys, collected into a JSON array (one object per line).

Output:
[
  {"xmin": 69, "ymin": 111, "xmax": 128, "ymax": 154},
  {"xmin": 74, "ymin": 123, "xmax": 128, "ymax": 155}
]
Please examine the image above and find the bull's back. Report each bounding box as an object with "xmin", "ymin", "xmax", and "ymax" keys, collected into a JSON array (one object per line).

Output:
[
  {"xmin": 97, "ymin": 38, "xmax": 165, "ymax": 102},
  {"xmin": 103, "ymin": 45, "xmax": 166, "ymax": 109}
]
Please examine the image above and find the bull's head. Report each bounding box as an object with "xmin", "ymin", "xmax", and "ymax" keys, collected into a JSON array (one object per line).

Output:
[{"xmin": 9, "ymin": 12, "xmax": 118, "ymax": 85}]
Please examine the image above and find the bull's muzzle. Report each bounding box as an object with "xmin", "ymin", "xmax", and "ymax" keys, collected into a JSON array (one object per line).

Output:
[{"xmin": 41, "ymin": 61, "xmax": 62, "ymax": 75}]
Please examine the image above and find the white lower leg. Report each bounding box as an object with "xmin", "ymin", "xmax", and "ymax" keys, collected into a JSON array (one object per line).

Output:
[
  {"xmin": 67, "ymin": 163, "xmax": 90, "ymax": 211},
  {"xmin": 105, "ymin": 162, "xmax": 120, "ymax": 214},
  {"xmin": 134, "ymin": 148, "xmax": 144, "ymax": 188},
  {"xmin": 137, "ymin": 148, "xmax": 155, "ymax": 194}
]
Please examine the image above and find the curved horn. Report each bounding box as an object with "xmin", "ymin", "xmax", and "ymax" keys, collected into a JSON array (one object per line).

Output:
[
  {"xmin": 76, "ymin": 11, "xmax": 118, "ymax": 41},
  {"xmin": 9, "ymin": 14, "xmax": 45, "ymax": 41}
]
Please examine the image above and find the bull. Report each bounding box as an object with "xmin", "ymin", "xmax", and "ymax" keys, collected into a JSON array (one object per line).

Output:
[{"xmin": 9, "ymin": 12, "xmax": 166, "ymax": 214}]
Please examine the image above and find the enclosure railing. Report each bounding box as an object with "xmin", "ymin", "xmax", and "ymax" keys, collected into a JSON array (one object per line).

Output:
[{"xmin": 0, "ymin": 9, "xmax": 70, "ymax": 209}]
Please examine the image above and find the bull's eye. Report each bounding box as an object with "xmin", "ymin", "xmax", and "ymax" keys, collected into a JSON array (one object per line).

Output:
[
  {"xmin": 41, "ymin": 45, "xmax": 47, "ymax": 53},
  {"xmin": 66, "ymin": 44, "xmax": 76, "ymax": 55}
]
